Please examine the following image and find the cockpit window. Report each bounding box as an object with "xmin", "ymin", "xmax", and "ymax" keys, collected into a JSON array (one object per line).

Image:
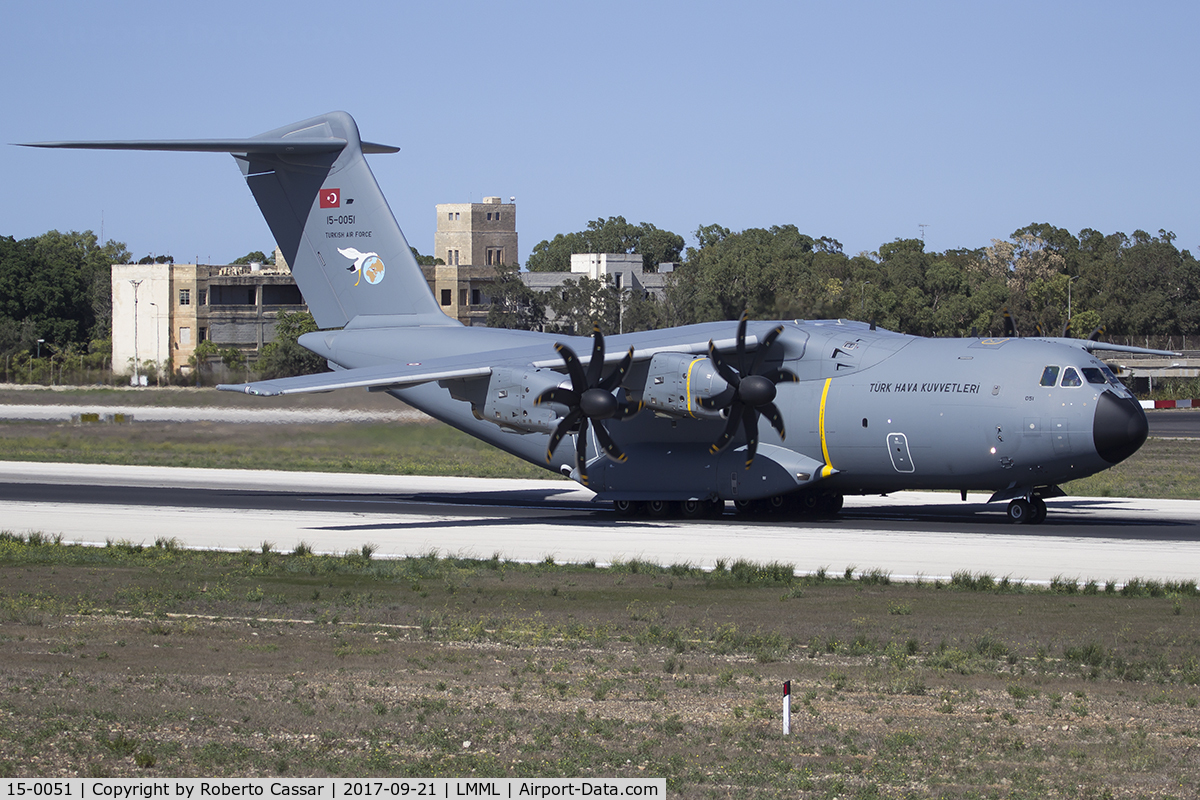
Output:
[
  {"xmin": 1039, "ymin": 366, "xmax": 1060, "ymax": 387},
  {"xmin": 1061, "ymin": 367, "xmax": 1083, "ymax": 387},
  {"xmin": 1082, "ymin": 367, "xmax": 1107, "ymax": 385}
]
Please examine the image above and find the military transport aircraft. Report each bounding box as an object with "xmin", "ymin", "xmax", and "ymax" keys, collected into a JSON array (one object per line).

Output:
[{"xmin": 23, "ymin": 111, "xmax": 1165, "ymax": 524}]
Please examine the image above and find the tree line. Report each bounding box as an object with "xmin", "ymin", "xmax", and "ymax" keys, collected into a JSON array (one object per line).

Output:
[
  {"xmin": 492, "ymin": 218, "xmax": 1199, "ymax": 343},
  {"xmin": 3, "ymin": 219, "xmax": 1197, "ymax": 367}
]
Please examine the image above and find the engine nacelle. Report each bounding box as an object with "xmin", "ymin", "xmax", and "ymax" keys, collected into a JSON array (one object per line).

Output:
[
  {"xmin": 640, "ymin": 352, "xmax": 728, "ymax": 420},
  {"xmin": 445, "ymin": 367, "xmax": 564, "ymax": 434}
]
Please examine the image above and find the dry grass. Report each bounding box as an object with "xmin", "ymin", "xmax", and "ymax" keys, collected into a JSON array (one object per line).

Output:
[{"xmin": 1, "ymin": 538, "xmax": 1199, "ymax": 797}]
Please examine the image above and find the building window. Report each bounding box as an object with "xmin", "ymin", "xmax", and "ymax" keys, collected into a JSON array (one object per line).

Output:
[
  {"xmin": 486, "ymin": 212, "xmax": 492, "ymax": 221},
  {"xmin": 441, "ymin": 289, "xmax": 452, "ymax": 306},
  {"xmin": 455, "ymin": 212, "xmax": 460, "ymax": 221},
  {"xmin": 198, "ymin": 289, "xmax": 207, "ymax": 306},
  {"xmin": 199, "ymin": 327, "xmax": 207, "ymax": 342},
  {"xmin": 495, "ymin": 213, "xmax": 502, "ymax": 221},
  {"xmin": 179, "ymin": 289, "xmax": 191, "ymax": 305},
  {"xmin": 459, "ymin": 288, "xmax": 467, "ymax": 306},
  {"xmin": 448, "ymin": 212, "xmax": 453, "ymax": 221},
  {"xmin": 454, "ymin": 249, "xmax": 460, "ymax": 266},
  {"xmin": 486, "ymin": 247, "xmax": 504, "ymax": 266},
  {"xmin": 179, "ymin": 327, "xmax": 192, "ymax": 345},
  {"xmin": 472, "ymin": 288, "xmax": 482, "ymax": 305}
]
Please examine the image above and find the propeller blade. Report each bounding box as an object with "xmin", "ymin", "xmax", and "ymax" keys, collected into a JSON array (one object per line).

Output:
[
  {"xmin": 708, "ymin": 340, "xmax": 741, "ymax": 388},
  {"xmin": 750, "ymin": 325, "xmax": 785, "ymax": 373},
  {"xmin": 593, "ymin": 421, "xmax": 627, "ymax": 463},
  {"xmin": 598, "ymin": 346, "xmax": 634, "ymax": 392},
  {"xmin": 735, "ymin": 310, "xmax": 749, "ymax": 371},
  {"xmin": 1061, "ymin": 319, "xmax": 1072, "ymax": 337},
  {"xmin": 575, "ymin": 420, "xmax": 590, "ymax": 486},
  {"xmin": 708, "ymin": 402, "xmax": 744, "ymax": 454},
  {"xmin": 534, "ymin": 387, "xmax": 579, "ymax": 408},
  {"xmin": 586, "ymin": 323, "xmax": 605, "ymax": 386},
  {"xmin": 555, "ymin": 343, "xmax": 589, "ymax": 393},
  {"xmin": 545, "ymin": 407, "xmax": 583, "ymax": 462},
  {"xmin": 613, "ymin": 400, "xmax": 644, "ymax": 421},
  {"xmin": 761, "ymin": 367, "xmax": 798, "ymax": 384},
  {"xmin": 761, "ymin": 401, "xmax": 786, "ymax": 440},
  {"xmin": 1001, "ymin": 310, "xmax": 1017, "ymax": 338},
  {"xmin": 1088, "ymin": 325, "xmax": 1106, "ymax": 341},
  {"xmin": 741, "ymin": 405, "xmax": 759, "ymax": 468}
]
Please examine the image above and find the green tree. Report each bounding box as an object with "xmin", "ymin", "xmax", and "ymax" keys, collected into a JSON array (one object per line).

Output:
[
  {"xmin": 257, "ymin": 310, "xmax": 327, "ymax": 379},
  {"xmin": 0, "ymin": 230, "xmax": 130, "ymax": 347},
  {"xmin": 526, "ymin": 216, "xmax": 684, "ymax": 272},
  {"xmin": 232, "ymin": 250, "xmax": 271, "ymax": 265},
  {"xmin": 546, "ymin": 276, "xmax": 621, "ymax": 335},
  {"xmin": 410, "ymin": 247, "xmax": 444, "ymax": 267},
  {"xmin": 485, "ymin": 264, "xmax": 545, "ymax": 331}
]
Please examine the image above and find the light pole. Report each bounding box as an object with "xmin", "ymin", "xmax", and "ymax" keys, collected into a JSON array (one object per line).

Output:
[
  {"xmin": 129, "ymin": 279, "xmax": 143, "ymax": 386},
  {"xmin": 860, "ymin": 281, "xmax": 871, "ymax": 314},
  {"xmin": 1067, "ymin": 276, "xmax": 1078, "ymax": 320},
  {"xmin": 148, "ymin": 301, "xmax": 161, "ymax": 386},
  {"xmin": 36, "ymin": 339, "xmax": 44, "ymax": 358}
]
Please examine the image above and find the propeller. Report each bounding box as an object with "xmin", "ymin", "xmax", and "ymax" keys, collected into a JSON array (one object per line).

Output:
[
  {"xmin": 1001, "ymin": 309, "xmax": 1018, "ymax": 338},
  {"xmin": 535, "ymin": 323, "xmax": 642, "ymax": 487},
  {"xmin": 697, "ymin": 311, "xmax": 798, "ymax": 468}
]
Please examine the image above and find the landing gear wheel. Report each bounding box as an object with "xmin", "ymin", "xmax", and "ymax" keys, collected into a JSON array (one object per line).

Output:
[
  {"xmin": 1007, "ymin": 498, "xmax": 1031, "ymax": 524},
  {"xmin": 734, "ymin": 498, "xmax": 758, "ymax": 515},
  {"xmin": 765, "ymin": 494, "xmax": 789, "ymax": 513},
  {"xmin": 816, "ymin": 493, "xmax": 844, "ymax": 516},
  {"xmin": 794, "ymin": 492, "xmax": 820, "ymax": 516},
  {"xmin": 646, "ymin": 499, "xmax": 676, "ymax": 518},
  {"xmin": 706, "ymin": 498, "xmax": 725, "ymax": 518},
  {"xmin": 680, "ymin": 499, "xmax": 709, "ymax": 519},
  {"xmin": 1029, "ymin": 497, "xmax": 1048, "ymax": 525},
  {"xmin": 613, "ymin": 499, "xmax": 642, "ymax": 517}
]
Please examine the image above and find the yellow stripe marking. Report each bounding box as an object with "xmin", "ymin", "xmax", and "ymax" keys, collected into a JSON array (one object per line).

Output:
[
  {"xmin": 819, "ymin": 377, "xmax": 834, "ymax": 478},
  {"xmin": 685, "ymin": 357, "xmax": 702, "ymax": 418}
]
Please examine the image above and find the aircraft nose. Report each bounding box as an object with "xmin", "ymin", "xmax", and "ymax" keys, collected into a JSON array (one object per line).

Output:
[{"xmin": 1093, "ymin": 391, "xmax": 1149, "ymax": 464}]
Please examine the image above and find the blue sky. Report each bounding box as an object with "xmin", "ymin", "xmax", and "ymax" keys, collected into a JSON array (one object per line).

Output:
[{"xmin": 4, "ymin": 0, "xmax": 1196, "ymax": 265}]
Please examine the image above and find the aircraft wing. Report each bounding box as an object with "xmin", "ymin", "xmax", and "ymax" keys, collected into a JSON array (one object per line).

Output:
[
  {"xmin": 218, "ymin": 323, "xmax": 764, "ymax": 397},
  {"xmin": 217, "ymin": 360, "xmax": 492, "ymax": 396},
  {"xmin": 1038, "ymin": 338, "xmax": 1178, "ymax": 357}
]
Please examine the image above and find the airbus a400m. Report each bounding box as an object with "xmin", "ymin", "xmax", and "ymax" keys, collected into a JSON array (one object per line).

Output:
[{"xmin": 24, "ymin": 111, "xmax": 1162, "ymax": 524}]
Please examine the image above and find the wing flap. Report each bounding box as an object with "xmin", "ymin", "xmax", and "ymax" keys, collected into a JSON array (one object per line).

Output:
[{"xmin": 218, "ymin": 362, "xmax": 491, "ymax": 396}]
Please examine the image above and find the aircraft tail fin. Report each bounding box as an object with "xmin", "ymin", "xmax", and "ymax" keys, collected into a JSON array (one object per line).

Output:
[{"xmin": 22, "ymin": 111, "xmax": 450, "ymax": 330}]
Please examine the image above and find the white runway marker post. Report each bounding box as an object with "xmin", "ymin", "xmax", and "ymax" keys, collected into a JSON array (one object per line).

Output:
[{"xmin": 783, "ymin": 680, "xmax": 791, "ymax": 735}]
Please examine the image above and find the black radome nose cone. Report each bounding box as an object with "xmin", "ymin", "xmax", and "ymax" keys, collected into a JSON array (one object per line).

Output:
[{"xmin": 1093, "ymin": 391, "xmax": 1149, "ymax": 464}]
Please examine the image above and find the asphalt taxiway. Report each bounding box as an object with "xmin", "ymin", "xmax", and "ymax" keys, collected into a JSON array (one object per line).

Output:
[{"xmin": 1, "ymin": 461, "xmax": 1197, "ymax": 585}]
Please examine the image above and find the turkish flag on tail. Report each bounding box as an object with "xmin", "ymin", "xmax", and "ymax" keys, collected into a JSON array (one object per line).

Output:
[{"xmin": 320, "ymin": 188, "xmax": 340, "ymax": 208}]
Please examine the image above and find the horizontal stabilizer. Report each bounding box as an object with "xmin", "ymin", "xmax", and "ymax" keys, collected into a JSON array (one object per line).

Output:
[{"xmin": 18, "ymin": 138, "xmax": 399, "ymax": 154}]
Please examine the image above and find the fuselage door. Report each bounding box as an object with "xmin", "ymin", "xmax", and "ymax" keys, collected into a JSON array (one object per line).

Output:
[{"xmin": 887, "ymin": 432, "xmax": 915, "ymax": 473}]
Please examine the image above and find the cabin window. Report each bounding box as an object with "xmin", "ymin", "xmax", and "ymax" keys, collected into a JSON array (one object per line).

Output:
[
  {"xmin": 1082, "ymin": 367, "xmax": 1107, "ymax": 385},
  {"xmin": 1039, "ymin": 366, "xmax": 1060, "ymax": 387},
  {"xmin": 1061, "ymin": 367, "xmax": 1083, "ymax": 387}
]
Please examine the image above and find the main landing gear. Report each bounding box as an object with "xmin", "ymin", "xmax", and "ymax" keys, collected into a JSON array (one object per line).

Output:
[
  {"xmin": 1006, "ymin": 496, "xmax": 1048, "ymax": 525},
  {"xmin": 613, "ymin": 490, "xmax": 844, "ymax": 521}
]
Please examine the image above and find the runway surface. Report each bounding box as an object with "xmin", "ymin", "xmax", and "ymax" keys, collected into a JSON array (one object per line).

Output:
[{"xmin": 1, "ymin": 461, "xmax": 1197, "ymax": 586}]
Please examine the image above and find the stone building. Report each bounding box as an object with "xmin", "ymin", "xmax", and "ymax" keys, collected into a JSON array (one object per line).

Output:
[
  {"xmin": 111, "ymin": 248, "xmax": 303, "ymax": 379},
  {"xmin": 431, "ymin": 196, "xmax": 517, "ymax": 326}
]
